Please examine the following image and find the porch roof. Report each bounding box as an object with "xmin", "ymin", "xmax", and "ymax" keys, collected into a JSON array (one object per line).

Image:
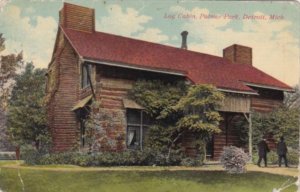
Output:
[
  {"xmin": 71, "ymin": 95, "xmax": 93, "ymax": 111},
  {"xmin": 123, "ymin": 99, "xmax": 144, "ymax": 110}
]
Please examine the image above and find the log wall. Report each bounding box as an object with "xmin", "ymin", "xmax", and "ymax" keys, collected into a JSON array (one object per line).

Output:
[
  {"xmin": 93, "ymin": 65, "xmax": 184, "ymax": 151},
  {"xmin": 251, "ymin": 97, "xmax": 282, "ymax": 113},
  {"xmin": 250, "ymin": 86, "xmax": 284, "ymax": 113},
  {"xmin": 46, "ymin": 36, "xmax": 79, "ymax": 152},
  {"xmin": 212, "ymin": 113, "xmax": 246, "ymax": 160}
]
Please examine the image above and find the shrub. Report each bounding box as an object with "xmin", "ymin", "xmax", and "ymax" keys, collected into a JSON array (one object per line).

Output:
[
  {"xmin": 287, "ymin": 148, "xmax": 299, "ymax": 165},
  {"xmin": 180, "ymin": 157, "xmax": 203, "ymax": 167},
  {"xmin": 267, "ymin": 151, "xmax": 278, "ymax": 165},
  {"xmin": 22, "ymin": 148, "xmax": 193, "ymax": 166},
  {"xmin": 20, "ymin": 145, "xmax": 44, "ymax": 165},
  {"xmin": 252, "ymin": 149, "xmax": 299, "ymax": 166},
  {"xmin": 220, "ymin": 146, "xmax": 249, "ymax": 174}
]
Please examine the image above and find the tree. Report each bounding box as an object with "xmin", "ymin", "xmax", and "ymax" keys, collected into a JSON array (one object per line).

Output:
[
  {"xmin": 0, "ymin": 33, "xmax": 23, "ymax": 150},
  {"xmin": 0, "ymin": 33, "xmax": 23, "ymax": 109},
  {"xmin": 284, "ymin": 85, "xmax": 300, "ymax": 109},
  {"xmin": 172, "ymin": 84, "xmax": 224, "ymax": 159},
  {"xmin": 129, "ymin": 80, "xmax": 224, "ymax": 161},
  {"xmin": 251, "ymin": 107, "xmax": 299, "ymax": 150},
  {"xmin": 7, "ymin": 63, "xmax": 49, "ymax": 149},
  {"xmin": 175, "ymin": 84, "xmax": 223, "ymax": 136}
]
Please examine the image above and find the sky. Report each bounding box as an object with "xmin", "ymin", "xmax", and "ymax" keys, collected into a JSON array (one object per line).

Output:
[{"xmin": 0, "ymin": 0, "xmax": 299, "ymax": 86}]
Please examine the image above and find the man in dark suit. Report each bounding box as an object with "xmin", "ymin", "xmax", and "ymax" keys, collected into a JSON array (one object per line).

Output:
[
  {"xmin": 277, "ymin": 136, "xmax": 288, "ymax": 167},
  {"xmin": 257, "ymin": 138, "xmax": 270, "ymax": 167}
]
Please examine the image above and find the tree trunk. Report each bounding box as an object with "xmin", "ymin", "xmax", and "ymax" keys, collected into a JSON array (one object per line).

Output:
[
  {"xmin": 15, "ymin": 146, "xmax": 20, "ymax": 160},
  {"xmin": 166, "ymin": 131, "xmax": 185, "ymax": 162}
]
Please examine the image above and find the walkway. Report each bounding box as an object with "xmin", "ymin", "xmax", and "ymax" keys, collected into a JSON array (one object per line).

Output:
[{"xmin": 0, "ymin": 161, "xmax": 298, "ymax": 177}]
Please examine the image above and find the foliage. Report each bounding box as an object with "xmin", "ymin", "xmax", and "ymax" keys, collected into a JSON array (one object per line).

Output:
[
  {"xmin": 174, "ymin": 84, "xmax": 224, "ymax": 135},
  {"xmin": 129, "ymin": 80, "xmax": 187, "ymax": 161},
  {"xmin": 220, "ymin": 146, "xmax": 249, "ymax": 174},
  {"xmin": 180, "ymin": 157, "xmax": 203, "ymax": 166},
  {"xmin": 0, "ymin": 33, "xmax": 23, "ymax": 109},
  {"xmin": 129, "ymin": 79, "xmax": 187, "ymax": 120},
  {"xmin": 252, "ymin": 149, "xmax": 299, "ymax": 165},
  {"xmin": 129, "ymin": 80, "xmax": 223, "ymax": 162},
  {"xmin": 20, "ymin": 144, "xmax": 45, "ymax": 165},
  {"xmin": 286, "ymin": 148, "xmax": 299, "ymax": 165},
  {"xmin": 284, "ymin": 85, "xmax": 300, "ymax": 109},
  {"xmin": 0, "ymin": 33, "xmax": 23, "ymax": 151},
  {"xmin": 23, "ymin": 149, "xmax": 183, "ymax": 166},
  {"xmin": 251, "ymin": 107, "xmax": 299, "ymax": 149},
  {"xmin": 230, "ymin": 115, "xmax": 249, "ymax": 147},
  {"xmin": 231, "ymin": 105, "xmax": 299, "ymax": 152},
  {"xmin": 7, "ymin": 63, "xmax": 50, "ymax": 148}
]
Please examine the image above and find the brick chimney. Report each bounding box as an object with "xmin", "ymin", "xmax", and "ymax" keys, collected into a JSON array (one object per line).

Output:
[
  {"xmin": 223, "ymin": 44, "xmax": 252, "ymax": 65},
  {"xmin": 181, "ymin": 31, "xmax": 188, "ymax": 49},
  {"xmin": 59, "ymin": 3, "xmax": 95, "ymax": 33}
]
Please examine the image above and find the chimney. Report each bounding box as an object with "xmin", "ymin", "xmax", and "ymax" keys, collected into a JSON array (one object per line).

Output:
[
  {"xmin": 223, "ymin": 44, "xmax": 252, "ymax": 65},
  {"xmin": 181, "ymin": 31, "xmax": 188, "ymax": 49},
  {"xmin": 59, "ymin": 3, "xmax": 95, "ymax": 33}
]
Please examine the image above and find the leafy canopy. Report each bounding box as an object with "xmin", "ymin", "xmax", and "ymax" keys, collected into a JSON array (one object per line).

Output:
[
  {"xmin": 252, "ymin": 107, "xmax": 299, "ymax": 149},
  {"xmin": 7, "ymin": 63, "xmax": 49, "ymax": 147},
  {"xmin": 129, "ymin": 80, "xmax": 224, "ymax": 154},
  {"xmin": 0, "ymin": 33, "xmax": 23, "ymax": 150},
  {"xmin": 174, "ymin": 85, "xmax": 223, "ymax": 134},
  {"xmin": 0, "ymin": 33, "xmax": 23, "ymax": 109}
]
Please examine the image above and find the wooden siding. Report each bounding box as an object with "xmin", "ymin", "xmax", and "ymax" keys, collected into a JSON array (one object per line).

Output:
[
  {"xmin": 250, "ymin": 87, "xmax": 283, "ymax": 113},
  {"xmin": 251, "ymin": 97, "xmax": 282, "ymax": 112},
  {"xmin": 213, "ymin": 113, "xmax": 247, "ymax": 160},
  {"xmin": 219, "ymin": 94, "xmax": 250, "ymax": 113}
]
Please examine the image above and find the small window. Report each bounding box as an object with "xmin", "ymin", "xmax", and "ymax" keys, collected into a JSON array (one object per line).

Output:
[{"xmin": 82, "ymin": 64, "xmax": 92, "ymax": 88}]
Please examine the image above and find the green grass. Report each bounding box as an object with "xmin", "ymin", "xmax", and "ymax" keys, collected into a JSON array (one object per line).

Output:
[
  {"xmin": 0, "ymin": 160, "xmax": 19, "ymax": 167},
  {"xmin": 0, "ymin": 168, "xmax": 297, "ymax": 192}
]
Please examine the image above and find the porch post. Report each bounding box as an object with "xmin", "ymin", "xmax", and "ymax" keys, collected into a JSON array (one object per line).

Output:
[
  {"xmin": 248, "ymin": 112, "xmax": 253, "ymax": 162},
  {"xmin": 140, "ymin": 110, "xmax": 143, "ymax": 150},
  {"xmin": 243, "ymin": 112, "xmax": 253, "ymax": 162}
]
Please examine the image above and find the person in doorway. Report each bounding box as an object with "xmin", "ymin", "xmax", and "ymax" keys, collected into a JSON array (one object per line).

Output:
[
  {"xmin": 277, "ymin": 136, "xmax": 288, "ymax": 167},
  {"xmin": 257, "ymin": 138, "xmax": 270, "ymax": 167}
]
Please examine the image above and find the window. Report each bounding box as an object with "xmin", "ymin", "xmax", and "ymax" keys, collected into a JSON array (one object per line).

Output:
[
  {"xmin": 81, "ymin": 64, "xmax": 92, "ymax": 88},
  {"xmin": 76, "ymin": 108, "xmax": 90, "ymax": 148},
  {"xmin": 126, "ymin": 109, "xmax": 150, "ymax": 149}
]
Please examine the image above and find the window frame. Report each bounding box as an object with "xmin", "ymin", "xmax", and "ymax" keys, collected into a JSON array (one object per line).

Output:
[
  {"xmin": 126, "ymin": 109, "xmax": 150, "ymax": 150},
  {"xmin": 81, "ymin": 64, "xmax": 92, "ymax": 89}
]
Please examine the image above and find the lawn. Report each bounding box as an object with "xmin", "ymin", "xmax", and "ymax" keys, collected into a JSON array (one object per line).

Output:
[{"xmin": 0, "ymin": 162, "xmax": 297, "ymax": 192}]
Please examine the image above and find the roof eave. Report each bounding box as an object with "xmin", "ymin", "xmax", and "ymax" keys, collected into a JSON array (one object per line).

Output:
[
  {"xmin": 217, "ymin": 88, "xmax": 258, "ymax": 95},
  {"xmin": 243, "ymin": 82, "xmax": 293, "ymax": 92},
  {"xmin": 83, "ymin": 58, "xmax": 186, "ymax": 77}
]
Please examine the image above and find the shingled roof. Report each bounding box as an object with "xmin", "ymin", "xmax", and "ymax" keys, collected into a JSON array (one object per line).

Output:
[{"xmin": 61, "ymin": 26, "xmax": 292, "ymax": 94}]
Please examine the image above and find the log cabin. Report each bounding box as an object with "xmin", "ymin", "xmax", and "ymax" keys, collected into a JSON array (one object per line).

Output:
[{"xmin": 46, "ymin": 3, "xmax": 293, "ymax": 160}]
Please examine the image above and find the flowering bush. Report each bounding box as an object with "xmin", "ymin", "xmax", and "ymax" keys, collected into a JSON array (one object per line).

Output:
[{"xmin": 220, "ymin": 146, "xmax": 249, "ymax": 174}]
